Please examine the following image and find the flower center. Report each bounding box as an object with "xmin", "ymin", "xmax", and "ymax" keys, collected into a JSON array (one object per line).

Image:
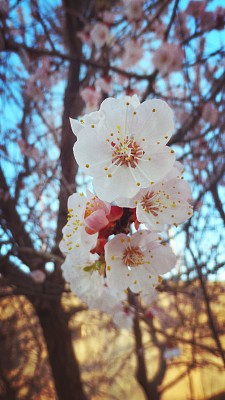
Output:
[
  {"xmin": 111, "ymin": 136, "xmax": 144, "ymax": 168},
  {"xmin": 141, "ymin": 191, "xmax": 159, "ymax": 216},
  {"xmin": 84, "ymin": 196, "xmax": 99, "ymax": 218},
  {"xmin": 122, "ymin": 245, "xmax": 144, "ymax": 267}
]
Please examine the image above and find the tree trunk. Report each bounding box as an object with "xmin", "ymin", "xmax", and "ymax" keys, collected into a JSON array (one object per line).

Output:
[
  {"xmin": 55, "ymin": 0, "xmax": 93, "ymax": 245},
  {"xmin": 147, "ymin": 383, "xmax": 161, "ymax": 400},
  {"xmin": 35, "ymin": 298, "xmax": 87, "ymax": 400}
]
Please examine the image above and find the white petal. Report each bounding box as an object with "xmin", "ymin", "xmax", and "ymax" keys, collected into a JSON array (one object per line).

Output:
[
  {"xmin": 106, "ymin": 260, "xmax": 132, "ymax": 292},
  {"xmin": 136, "ymin": 204, "xmax": 165, "ymax": 230},
  {"xmin": 142, "ymin": 289, "xmax": 158, "ymax": 305},
  {"xmin": 101, "ymin": 101, "xmax": 135, "ymax": 138},
  {"xmin": 83, "ymin": 110, "xmax": 104, "ymax": 125},
  {"xmin": 168, "ymin": 179, "xmax": 192, "ymax": 201},
  {"xmin": 105, "ymin": 233, "xmax": 129, "ymax": 258},
  {"xmin": 131, "ymin": 230, "xmax": 159, "ymax": 248},
  {"xmin": 132, "ymin": 146, "xmax": 175, "ymax": 186},
  {"xmin": 115, "ymin": 196, "xmax": 136, "ymax": 208},
  {"xmin": 129, "ymin": 267, "xmax": 159, "ymax": 294},
  {"xmin": 73, "ymin": 127, "xmax": 112, "ymax": 176},
  {"xmin": 93, "ymin": 166, "xmax": 140, "ymax": 201},
  {"xmin": 70, "ymin": 118, "xmax": 84, "ymax": 136},
  {"xmin": 112, "ymin": 309, "xmax": 134, "ymax": 330},
  {"xmin": 133, "ymin": 99, "xmax": 174, "ymax": 145},
  {"xmin": 67, "ymin": 192, "xmax": 85, "ymax": 214},
  {"xmin": 130, "ymin": 94, "xmax": 141, "ymax": 107},
  {"xmin": 144, "ymin": 244, "xmax": 176, "ymax": 275},
  {"xmin": 100, "ymin": 95, "xmax": 138, "ymax": 114}
]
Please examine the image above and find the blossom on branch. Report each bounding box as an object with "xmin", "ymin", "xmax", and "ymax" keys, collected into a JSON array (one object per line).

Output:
[{"xmin": 60, "ymin": 94, "xmax": 193, "ymax": 328}]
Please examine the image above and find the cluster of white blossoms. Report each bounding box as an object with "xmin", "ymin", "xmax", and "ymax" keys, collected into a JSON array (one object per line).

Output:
[{"xmin": 60, "ymin": 95, "xmax": 193, "ymax": 329}]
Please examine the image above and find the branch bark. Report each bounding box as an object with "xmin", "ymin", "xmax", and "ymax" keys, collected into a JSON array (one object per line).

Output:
[{"xmin": 0, "ymin": 167, "xmax": 42, "ymax": 268}]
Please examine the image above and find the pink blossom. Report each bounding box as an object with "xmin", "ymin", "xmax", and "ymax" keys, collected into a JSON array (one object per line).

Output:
[
  {"xmin": 90, "ymin": 23, "xmax": 110, "ymax": 48},
  {"xmin": 80, "ymin": 87, "xmax": 102, "ymax": 112},
  {"xmin": 100, "ymin": 10, "xmax": 116, "ymax": 24},
  {"xmin": 116, "ymin": 74, "xmax": 129, "ymax": 86},
  {"xmin": 95, "ymin": 77, "xmax": 112, "ymax": 94},
  {"xmin": 152, "ymin": 20, "xmax": 165, "ymax": 38},
  {"xmin": 153, "ymin": 43, "xmax": 184, "ymax": 74},
  {"xmin": 111, "ymin": 304, "xmax": 134, "ymax": 329},
  {"xmin": 111, "ymin": 43, "xmax": 121, "ymax": 57},
  {"xmin": 123, "ymin": 0, "xmax": 143, "ymax": 21},
  {"xmin": 27, "ymin": 57, "xmax": 50, "ymax": 84},
  {"xmin": 25, "ymin": 82, "xmax": 44, "ymax": 100},
  {"xmin": 77, "ymin": 29, "xmax": 91, "ymax": 46},
  {"xmin": 84, "ymin": 190, "xmax": 111, "ymax": 234},
  {"xmin": 202, "ymin": 102, "xmax": 218, "ymax": 125},
  {"xmin": 24, "ymin": 57, "xmax": 51, "ymax": 99},
  {"xmin": 121, "ymin": 39, "xmax": 144, "ymax": 68}
]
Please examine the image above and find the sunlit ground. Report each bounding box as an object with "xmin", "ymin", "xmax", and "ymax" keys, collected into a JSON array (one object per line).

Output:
[{"xmin": 1, "ymin": 282, "xmax": 225, "ymax": 399}]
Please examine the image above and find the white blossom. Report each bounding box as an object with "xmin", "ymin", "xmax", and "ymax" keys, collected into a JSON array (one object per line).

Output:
[
  {"xmin": 116, "ymin": 164, "xmax": 193, "ymax": 229},
  {"xmin": 59, "ymin": 192, "xmax": 98, "ymax": 260},
  {"xmin": 74, "ymin": 95, "xmax": 175, "ymax": 202},
  {"xmin": 61, "ymin": 253, "xmax": 105, "ymax": 302},
  {"xmin": 105, "ymin": 230, "xmax": 176, "ymax": 295}
]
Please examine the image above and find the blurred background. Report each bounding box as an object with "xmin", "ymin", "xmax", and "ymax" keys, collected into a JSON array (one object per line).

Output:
[{"xmin": 0, "ymin": 0, "xmax": 225, "ymax": 399}]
